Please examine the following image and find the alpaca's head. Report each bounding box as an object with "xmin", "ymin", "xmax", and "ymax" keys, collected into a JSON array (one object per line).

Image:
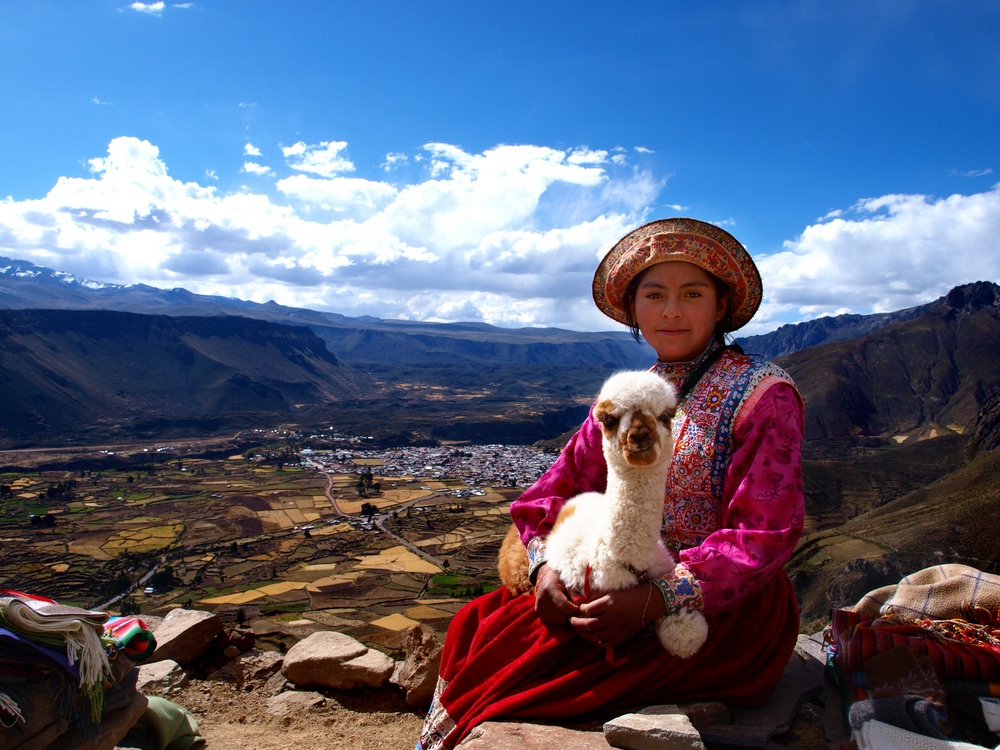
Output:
[{"xmin": 594, "ymin": 371, "xmax": 677, "ymax": 470}]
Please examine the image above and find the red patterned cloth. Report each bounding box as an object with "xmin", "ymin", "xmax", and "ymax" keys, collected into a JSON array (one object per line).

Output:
[
  {"xmin": 830, "ymin": 608, "xmax": 1000, "ymax": 703},
  {"xmin": 418, "ymin": 572, "xmax": 799, "ymax": 750},
  {"xmin": 418, "ymin": 346, "xmax": 806, "ymax": 749}
]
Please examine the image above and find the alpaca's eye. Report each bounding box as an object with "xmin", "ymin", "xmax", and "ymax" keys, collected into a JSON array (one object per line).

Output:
[
  {"xmin": 599, "ymin": 413, "xmax": 621, "ymax": 431},
  {"xmin": 657, "ymin": 413, "xmax": 673, "ymax": 426}
]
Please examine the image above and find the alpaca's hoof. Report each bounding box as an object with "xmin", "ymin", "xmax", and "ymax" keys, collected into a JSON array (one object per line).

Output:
[{"xmin": 656, "ymin": 609, "xmax": 709, "ymax": 659}]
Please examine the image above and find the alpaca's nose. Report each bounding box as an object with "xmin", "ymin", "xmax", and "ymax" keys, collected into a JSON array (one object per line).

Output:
[{"xmin": 626, "ymin": 419, "xmax": 654, "ymax": 451}]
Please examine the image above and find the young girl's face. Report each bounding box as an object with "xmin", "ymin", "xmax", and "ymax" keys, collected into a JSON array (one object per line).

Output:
[{"xmin": 631, "ymin": 261, "xmax": 728, "ymax": 363}]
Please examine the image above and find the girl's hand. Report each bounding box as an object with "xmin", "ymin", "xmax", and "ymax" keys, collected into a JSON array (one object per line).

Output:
[
  {"xmin": 534, "ymin": 564, "xmax": 580, "ymax": 624},
  {"xmin": 569, "ymin": 582, "xmax": 664, "ymax": 649}
]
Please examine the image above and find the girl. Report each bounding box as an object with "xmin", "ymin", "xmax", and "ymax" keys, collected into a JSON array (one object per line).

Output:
[{"xmin": 418, "ymin": 218, "xmax": 805, "ymax": 750}]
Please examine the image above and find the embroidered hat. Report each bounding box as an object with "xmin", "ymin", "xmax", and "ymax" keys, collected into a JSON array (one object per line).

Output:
[{"xmin": 592, "ymin": 218, "xmax": 763, "ymax": 331}]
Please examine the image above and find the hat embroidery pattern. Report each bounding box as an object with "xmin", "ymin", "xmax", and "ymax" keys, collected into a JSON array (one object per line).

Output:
[{"xmin": 593, "ymin": 218, "xmax": 763, "ymax": 331}]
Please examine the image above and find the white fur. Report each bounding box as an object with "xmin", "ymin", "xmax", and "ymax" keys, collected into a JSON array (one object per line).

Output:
[{"xmin": 545, "ymin": 370, "xmax": 709, "ymax": 659}]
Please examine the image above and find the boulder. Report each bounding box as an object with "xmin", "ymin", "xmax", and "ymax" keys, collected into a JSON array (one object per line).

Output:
[
  {"xmin": 457, "ymin": 721, "xmax": 610, "ymax": 748},
  {"xmin": 148, "ymin": 608, "xmax": 224, "ymax": 665},
  {"xmin": 604, "ymin": 707, "xmax": 706, "ymax": 749},
  {"xmin": 391, "ymin": 624, "xmax": 443, "ymax": 708},
  {"xmin": 137, "ymin": 659, "xmax": 189, "ymax": 694},
  {"xmin": 282, "ymin": 631, "xmax": 395, "ymax": 689}
]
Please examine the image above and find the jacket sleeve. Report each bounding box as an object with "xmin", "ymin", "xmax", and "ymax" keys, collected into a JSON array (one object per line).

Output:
[
  {"xmin": 508, "ymin": 405, "xmax": 608, "ymax": 545},
  {"xmin": 674, "ymin": 382, "xmax": 805, "ymax": 614}
]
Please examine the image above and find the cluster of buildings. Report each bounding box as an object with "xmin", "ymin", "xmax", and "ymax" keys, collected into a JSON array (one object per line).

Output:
[{"xmin": 302, "ymin": 443, "xmax": 559, "ymax": 489}]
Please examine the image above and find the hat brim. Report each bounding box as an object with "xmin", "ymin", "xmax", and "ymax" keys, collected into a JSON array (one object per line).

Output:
[{"xmin": 592, "ymin": 218, "xmax": 762, "ymax": 331}]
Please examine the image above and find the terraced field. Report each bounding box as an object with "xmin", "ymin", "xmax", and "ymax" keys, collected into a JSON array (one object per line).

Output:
[{"xmin": 0, "ymin": 450, "xmax": 523, "ymax": 647}]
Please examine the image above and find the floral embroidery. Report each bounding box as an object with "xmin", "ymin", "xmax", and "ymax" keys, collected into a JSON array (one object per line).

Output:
[{"xmin": 653, "ymin": 346, "xmax": 795, "ymax": 551}]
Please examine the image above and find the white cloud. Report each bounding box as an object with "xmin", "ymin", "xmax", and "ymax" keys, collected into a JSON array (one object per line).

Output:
[
  {"xmin": 244, "ymin": 143, "xmax": 262, "ymax": 157},
  {"xmin": 5, "ymin": 135, "xmax": 995, "ymax": 334},
  {"xmin": 282, "ymin": 141, "xmax": 355, "ymax": 178},
  {"xmin": 241, "ymin": 162, "xmax": 271, "ymax": 176},
  {"xmin": 750, "ymin": 183, "xmax": 1000, "ymax": 333},
  {"xmin": 0, "ymin": 136, "xmax": 651, "ymax": 330},
  {"xmin": 130, "ymin": 2, "xmax": 165, "ymax": 14},
  {"xmin": 382, "ymin": 152, "xmax": 408, "ymax": 171}
]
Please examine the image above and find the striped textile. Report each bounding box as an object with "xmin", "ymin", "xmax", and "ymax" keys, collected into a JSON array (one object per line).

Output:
[
  {"xmin": 831, "ymin": 609, "xmax": 1000, "ymax": 703},
  {"xmin": 854, "ymin": 565, "xmax": 1000, "ymax": 620}
]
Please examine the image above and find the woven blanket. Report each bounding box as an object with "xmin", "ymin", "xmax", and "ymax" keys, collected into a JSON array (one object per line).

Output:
[{"xmin": 854, "ymin": 565, "xmax": 1000, "ymax": 620}]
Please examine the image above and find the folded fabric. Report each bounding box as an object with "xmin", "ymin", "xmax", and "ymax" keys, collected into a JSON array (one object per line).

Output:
[
  {"xmin": 0, "ymin": 592, "xmax": 110, "ymax": 692},
  {"xmin": 831, "ymin": 609, "xmax": 1000, "ymax": 685},
  {"xmin": 850, "ymin": 695, "xmax": 950, "ymax": 739},
  {"xmin": 118, "ymin": 695, "xmax": 205, "ymax": 750},
  {"xmin": 105, "ymin": 616, "xmax": 157, "ymax": 663},
  {"xmin": 855, "ymin": 719, "xmax": 1000, "ymax": 750},
  {"xmin": 982, "ymin": 698, "xmax": 1000, "ymax": 733},
  {"xmin": 854, "ymin": 566, "xmax": 1000, "ymax": 621}
]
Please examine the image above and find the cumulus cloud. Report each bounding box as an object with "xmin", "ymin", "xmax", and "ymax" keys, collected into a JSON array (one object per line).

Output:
[
  {"xmin": 4, "ymin": 135, "xmax": 995, "ymax": 333},
  {"xmin": 241, "ymin": 162, "xmax": 271, "ymax": 176},
  {"xmin": 244, "ymin": 143, "xmax": 262, "ymax": 157},
  {"xmin": 0, "ymin": 136, "xmax": 653, "ymax": 329},
  {"xmin": 748, "ymin": 183, "xmax": 1000, "ymax": 333}
]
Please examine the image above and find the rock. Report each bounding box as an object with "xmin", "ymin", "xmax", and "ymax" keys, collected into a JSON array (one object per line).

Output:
[
  {"xmin": 604, "ymin": 707, "xmax": 706, "ymax": 749},
  {"xmin": 699, "ymin": 648, "xmax": 825, "ymax": 747},
  {"xmin": 392, "ymin": 624, "xmax": 443, "ymax": 708},
  {"xmin": 265, "ymin": 690, "xmax": 327, "ymax": 716},
  {"xmin": 673, "ymin": 702, "xmax": 731, "ymax": 730},
  {"xmin": 457, "ymin": 721, "xmax": 611, "ymax": 748},
  {"xmin": 218, "ymin": 626, "xmax": 256, "ymax": 654},
  {"xmin": 137, "ymin": 658, "xmax": 189, "ymax": 694},
  {"xmin": 282, "ymin": 630, "xmax": 395, "ymax": 689},
  {"xmin": 241, "ymin": 648, "xmax": 283, "ymax": 682},
  {"xmin": 148, "ymin": 608, "xmax": 224, "ymax": 665},
  {"xmin": 209, "ymin": 657, "xmax": 245, "ymax": 686},
  {"xmin": 263, "ymin": 670, "xmax": 291, "ymax": 697},
  {"xmin": 223, "ymin": 645, "xmax": 242, "ymax": 659}
]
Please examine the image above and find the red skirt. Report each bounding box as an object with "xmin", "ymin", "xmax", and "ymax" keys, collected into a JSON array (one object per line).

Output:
[{"xmin": 418, "ymin": 571, "xmax": 799, "ymax": 749}]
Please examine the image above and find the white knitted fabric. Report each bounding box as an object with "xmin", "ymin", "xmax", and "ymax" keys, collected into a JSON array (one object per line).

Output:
[{"xmin": 855, "ymin": 720, "xmax": 1000, "ymax": 750}]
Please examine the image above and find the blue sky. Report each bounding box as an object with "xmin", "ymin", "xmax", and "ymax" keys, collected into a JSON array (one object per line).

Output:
[{"xmin": 1, "ymin": 1, "xmax": 998, "ymax": 335}]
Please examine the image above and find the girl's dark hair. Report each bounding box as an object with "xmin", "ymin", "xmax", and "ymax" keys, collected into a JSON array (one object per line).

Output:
[{"xmin": 622, "ymin": 265, "xmax": 735, "ymax": 346}]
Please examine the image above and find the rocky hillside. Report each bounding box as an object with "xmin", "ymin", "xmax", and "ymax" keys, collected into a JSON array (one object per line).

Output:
[
  {"xmin": 0, "ymin": 309, "xmax": 371, "ymax": 447},
  {"xmin": 776, "ymin": 281, "xmax": 1000, "ymax": 446}
]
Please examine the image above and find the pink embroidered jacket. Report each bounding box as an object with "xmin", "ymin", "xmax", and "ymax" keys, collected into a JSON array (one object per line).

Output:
[{"xmin": 510, "ymin": 350, "xmax": 805, "ymax": 616}]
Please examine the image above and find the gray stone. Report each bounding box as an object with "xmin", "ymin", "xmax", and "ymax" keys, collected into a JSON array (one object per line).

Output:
[
  {"xmin": 794, "ymin": 631, "xmax": 827, "ymax": 665},
  {"xmin": 262, "ymin": 669, "xmax": 291, "ymax": 697},
  {"xmin": 699, "ymin": 649, "xmax": 826, "ymax": 747},
  {"xmin": 148, "ymin": 608, "xmax": 224, "ymax": 665},
  {"xmin": 241, "ymin": 648, "xmax": 283, "ymax": 682},
  {"xmin": 391, "ymin": 624, "xmax": 443, "ymax": 709},
  {"xmin": 457, "ymin": 721, "xmax": 611, "ymax": 748},
  {"xmin": 265, "ymin": 689, "xmax": 326, "ymax": 716},
  {"xmin": 282, "ymin": 630, "xmax": 394, "ymax": 689},
  {"xmin": 670, "ymin": 702, "xmax": 731, "ymax": 730},
  {"xmin": 604, "ymin": 709, "xmax": 706, "ymax": 750},
  {"xmin": 136, "ymin": 658, "xmax": 189, "ymax": 694}
]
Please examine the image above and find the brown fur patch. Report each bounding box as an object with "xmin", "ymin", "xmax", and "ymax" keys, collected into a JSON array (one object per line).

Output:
[{"xmin": 497, "ymin": 524, "xmax": 533, "ymax": 595}]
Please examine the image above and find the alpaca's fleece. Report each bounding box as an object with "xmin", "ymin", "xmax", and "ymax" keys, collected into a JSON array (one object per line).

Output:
[{"xmin": 498, "ymin": 370, "xmax": 709, "ymax": 659}]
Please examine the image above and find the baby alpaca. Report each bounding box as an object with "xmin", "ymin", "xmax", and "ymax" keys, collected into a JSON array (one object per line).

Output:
[{"xmin": 498, "ymin": 370, "xmax": 708, "ymax": 659}]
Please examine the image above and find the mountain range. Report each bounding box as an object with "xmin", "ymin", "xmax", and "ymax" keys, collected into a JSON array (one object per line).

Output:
[{"xmin": 3, "ymin": 255, "xmax": 1000, "ymax": 452}]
